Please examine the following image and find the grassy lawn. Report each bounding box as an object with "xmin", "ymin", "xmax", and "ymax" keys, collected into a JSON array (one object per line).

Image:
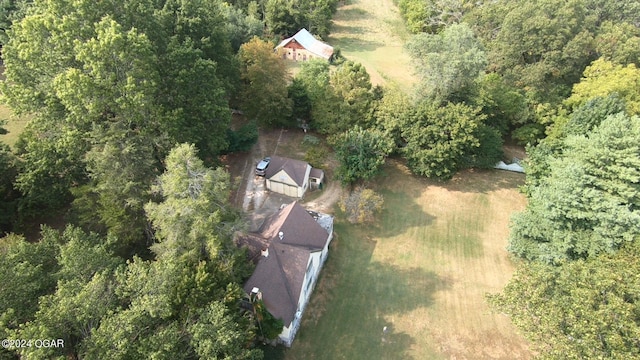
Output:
[
  {"xmin": 268, "ymin": 161, "xmax": 531, "ymax": 359},
  {"xmin": 328, "ymin": 0, "xmax": 416, "ymax": 92},
  {"xmin": 0, "ymin": 103, "xmax": 29, "ymax": 149}
]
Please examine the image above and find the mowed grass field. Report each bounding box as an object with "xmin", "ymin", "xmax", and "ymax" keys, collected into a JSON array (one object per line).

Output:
[
  {"xmin": 328, "ymin": 0, "xmax": 416, "ymax": 92},
  {"xmin": 267, "ymin": 161, "xmax": 531, "ymax": 359}
]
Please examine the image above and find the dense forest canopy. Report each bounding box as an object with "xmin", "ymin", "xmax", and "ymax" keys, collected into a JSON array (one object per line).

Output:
[{"xmin": 1, "ymin": 0, "xmax": 639, "ymax": 358}]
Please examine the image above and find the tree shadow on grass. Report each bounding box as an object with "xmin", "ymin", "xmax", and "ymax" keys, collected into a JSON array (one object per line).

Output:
[
  {"xmin": 328, "ymin": 36, "xmax": 383, "ymax": 52},
  {"xmin": 268, "ymin": 227, "xmax": 450, "ymax": 359},
  {"xmin": 376, "ymin": 189, "xmax": 435, "ymax": 238},
  {"xmin": 441, "ymin": 168, "xmax": 525, "ymax": 194},
  {"xmin": 330, "ymin": 23, "xmax": 367, "ymax": 36},
  {"xmin": 334, "ymin": 6, "xmax": 370, "ymax": 20}
]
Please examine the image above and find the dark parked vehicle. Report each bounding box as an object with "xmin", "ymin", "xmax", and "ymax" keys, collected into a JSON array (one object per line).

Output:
[{"xmin": 255, "ymin": 157, "xmax": 271, "ymax": 176}]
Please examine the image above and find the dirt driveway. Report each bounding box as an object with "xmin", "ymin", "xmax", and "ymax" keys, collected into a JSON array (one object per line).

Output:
[{"xmin": 228, "ymin": 127, "xmax": 343, "ymax": 231}]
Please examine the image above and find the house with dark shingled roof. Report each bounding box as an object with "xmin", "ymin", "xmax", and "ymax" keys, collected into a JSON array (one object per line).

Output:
[{"xmin": 237, "ymin": 202, "xmax": 334, "ymax": 347}]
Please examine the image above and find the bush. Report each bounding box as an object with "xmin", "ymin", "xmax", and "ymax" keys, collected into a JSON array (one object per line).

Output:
[
  {"xmin": 339, "ymin": 187, "xmax": 384, "ymax": 224},
  {"xmin": 225, "ymin": 121, "xmax": 258, "ymax": 153},
  {"xmin": 465, "ymin": 125, "xmax": 504, "ymax": 169},
  {"xmin": 304, "ymin": 147, "xmax": 328, "ymax": 168}
]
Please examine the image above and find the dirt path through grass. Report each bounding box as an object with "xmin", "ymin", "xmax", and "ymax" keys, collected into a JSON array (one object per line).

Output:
[{"xmin": 328, "ymin": 0, "xmax": 416, "ymax": 92}]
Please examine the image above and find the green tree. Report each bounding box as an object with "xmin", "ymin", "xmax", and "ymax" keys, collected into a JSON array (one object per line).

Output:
[
  {"xmin": 402, "ymin": 102, "xmax": 484, "ymax": 179},
  {"xmin": 288, "ymin": 78, "xmax": 312, "ymax": 122},
  {"xmin": 399, "ymin": 0, "xmax": 471, "ymax": 34},
  {"xmin": 189, "ymin": 302, "xmax": 263, "ymax": 359},
  {"xmin": 373, "ymin": 86, "xmax": 414, "ymax": 147},
  {"xmin": 0, "ymin": 230, "xmax": 59, "ymax": 342},
  {"xmin": 222, "ymin": 3, "xmax": 264, "ymax": 51},
  {"xmin": 264, "ymin": 0, "xmax": 337, "ymax": 37},
  {"xmin": 0, "ymin": 0, "xmax": 30, "ymax": 45},
  {"xmin": 490, "ymin": 242, "xmax": 640, "ymax": 360},
  {"xmin": 472, "ymin": 73, "xmax": 530, "ymax": 136},
  {"xmin": 595, "ymin": 21, "xmax": 640, "ymax": 66},
  {"xmin": 145, "ymin": 143, "xmax": 243, "ymax": 264},
  {"xmin": 83, "ymin": 259, "xmax": 260, "ymax": 360},
  {"xmin": 331, "ymin": 126, "xmax": 394, "ymax": 185},
  {"xmin": 565, "ymin": 58, "xmax": 640, "ymax": 115},
  {"xmin": 296, "ymin": 58, "xmax": 331, "ymax": 103},
  {"xmin": 464, "ymin": 125, "xmax": 503, "ymax": 169},
  {"xmin": 523, "ymin": 94, "xmax": 626, "ymax": 196},
  {"xmin": 265, "ymin": 0, "xmax": 306, "ymax": 36},
  {"xmin": 406, "ymin": 23, "xmax": 486, "ymax": 102},
  {"xmin": 313, "ymin": 61, "xmax": 375, "ymax": 135},
  {"xmin": 0, "ymin": 141, "xmax": 18, "ymax": 233},
  {"xmin": 2, "ymin": 0, "xmax": 237, "ymax": 223},
  {"xmin": 509, "ymin": 113, "xmax": 640, "ymax": 263},
  {"xmin": 398, "ymin": 0, "xmax": 429, "ymax": 34},
  {"xmin": 487, "ymin": 0, "xmax": 596, "ymax": 104},
  {"xmin": 13, "ymin": 119, "xmax": 88, "ymax": 213},
  {"xmin": 302, "ymin": 0, "xmax": 338, "ymax": 38},
  {"xmin": 3, "ymin": 226, "xmax": 122, "ymax": 359},
  {"xmin": 238, "ymin": 37, "xmax": 293, "ymax": 128},
  {"xmin": 560, "ymin": 94, "xmax": 627, "ymax": 138}
]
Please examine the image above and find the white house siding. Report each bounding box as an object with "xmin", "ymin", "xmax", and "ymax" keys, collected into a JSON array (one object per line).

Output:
[
  {"xmin": 277, "ymin": 251, "xmax": 323, "ymax": 347},
  {"xmin": 266, "ymin": 167, "xmax": 312, "ymax": 198},
  {"xmin": 279, "ymin": 322, "xmax": 294, "ymax": 346}
]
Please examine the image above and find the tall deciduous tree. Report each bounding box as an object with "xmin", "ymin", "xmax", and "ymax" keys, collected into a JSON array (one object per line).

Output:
[
  {"xmin": 0, "ymin": 140, "xmax": 18, "ymax": 233},
  {"xmin": 490, "ymin": 242, "xmax": 640, "ymax": 360},
  {"xmin": 399, "ymin": 0, "xmax": 470, "ymax": 34},
  {"xmin": 2, "ymin": 0, "xmax": 237, "ymax": 241},
  {"xmin": 238, "ymin": 37, "xmax": 293, "ymax": 128},
  {"xmin": 296, "ymin": 59, "xmax": 331, "ymax": 103},
  {"xmin": 406, "ymin": 23, "xmax": 486, "ymax": 102},
  {"xmin": 565, "ymin": 58, "xmax": 640, "ymax": 115},
  {"xmin": 487, "ymin": 0, "xmax": 596, "ymax": 104},
  {"xmin": 313, "ymin": 61, "xmax": 376, "ymax": 135},
  {"xmin": 595, "ymin": 21, "xmax": 640, "ymax": 66},
  {"xmin": 222, "ymin": 3, "xmax": 264, "ymax": 51},
  {"xmin": 331, "ymin": 126, "xmax": 394, "ymax": 185},
  {"xmin": 0, "ymin": 231, "xmax": 59, "ymax": 343},
  {"xmin": 264, "ymin": 0, "xmax": 337, "ymax": 37},
  {"xmin": 402, "ymin": 102, "xmax": 484, "ymax": 179},
  {"xmin": 472, "ymin": 73, "xmax": 530, "ymax": 136}
]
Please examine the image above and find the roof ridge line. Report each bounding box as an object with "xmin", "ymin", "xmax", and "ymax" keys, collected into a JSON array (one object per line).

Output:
[{"xmin": 272, "ymin": 242, "xmax": 299, "ymax": 312}]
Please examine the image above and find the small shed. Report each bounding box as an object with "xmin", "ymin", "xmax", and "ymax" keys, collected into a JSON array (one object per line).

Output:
[{"xmin": 309, "ymin": 168, "xmax": 325, "ymax": 190}]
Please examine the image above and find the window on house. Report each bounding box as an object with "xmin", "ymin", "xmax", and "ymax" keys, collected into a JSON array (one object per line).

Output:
[{"xmin": 305, "ymin": 259, "xmax": 314, "ymax": 293}]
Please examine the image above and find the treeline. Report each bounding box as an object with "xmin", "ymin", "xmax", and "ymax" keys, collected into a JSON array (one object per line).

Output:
[
  {"xmin": 0, "ymin": 0, "xmax": 341, "ymax": 358},
  {"xmin": 390, "ymin": 0, "xmax": 640, "ymax": 357},
  {"xmin": 1, "ymin": 144, "xmax": 262, "ymax": 359}
]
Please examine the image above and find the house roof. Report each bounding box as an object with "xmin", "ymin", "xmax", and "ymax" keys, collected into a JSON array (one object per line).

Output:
[
  {"xmin": 244, "ymin": 242, "xmax": 310, "ymax": 325},
  {"xmin": 275, "ymin": 28, "xmax": 334, "ymax": 60},
  {"xmin": 309, "ymin": 168, "xmax": 324, "ymax": 180},
  {"xmin": 259, "ymin": 202, "xmax": 330, "ymax": 250},
  {"xmin": 265, "ymin": 156, "xmax": 310, "ymax": 187},
  {"xmin": 242, "ymin": 202, "xmax": 332, "ymax": 325}
]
